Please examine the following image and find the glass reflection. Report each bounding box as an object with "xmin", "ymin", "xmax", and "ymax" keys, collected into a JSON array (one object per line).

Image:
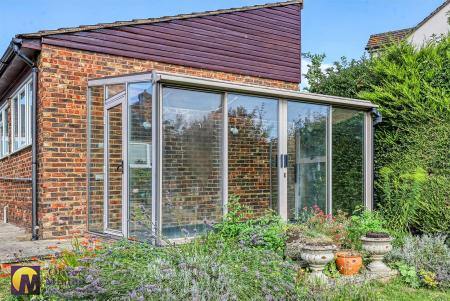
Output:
[
  {"xmin": 128, "ymin": 82, "xmax": 153, "ymax": 241},
  {"xmin": 332, "ymin": 108, "xmax": 365, "ymax": 214},
  {"xmin": 287, "ymin": 102, "xmax": 328, "ymax": 220},
  {"xmin": 227, "ymin": 94, "xmax": 279, "ymax": 213},
  {"xmin": 161, "ymin": 88, "xmax": 223, "ymax": 238}
]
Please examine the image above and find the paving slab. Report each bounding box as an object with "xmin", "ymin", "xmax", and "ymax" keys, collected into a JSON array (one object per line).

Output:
[{"xmin": 0, "ymin": 223, "xmax": 72, "ymax": 263}]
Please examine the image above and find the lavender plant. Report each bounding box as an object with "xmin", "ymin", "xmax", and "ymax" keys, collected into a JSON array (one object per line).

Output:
[{"xmin": 387, "ymin": 234, "xmax": 450, "ymax": 289}]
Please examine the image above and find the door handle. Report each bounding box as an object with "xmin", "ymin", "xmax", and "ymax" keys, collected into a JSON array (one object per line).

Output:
[{"xmin": 116, "ymin": 160, "xmax": 124, "ymax": 174}]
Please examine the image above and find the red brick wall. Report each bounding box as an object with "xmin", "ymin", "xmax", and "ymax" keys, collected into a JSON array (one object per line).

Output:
[
  {"xmin": 36, "ymin": 44, "xmax": 298, "ymax": 239},
  {"xmin": 0, "ymin": 79, "xmax": 32, "ymax": 229},
  {"xmin": 0, "ymin": 147, "xmax": 32, "ymax": 228}
]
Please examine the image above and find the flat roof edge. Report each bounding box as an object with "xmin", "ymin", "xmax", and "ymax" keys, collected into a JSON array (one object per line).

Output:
[
  {"xmin": 155, "ymin": 72, "xmax": 378, "ymax": 109},
  {"xmin": 88, "ymin": 71, "xmax": 377, "ymax": 109}
]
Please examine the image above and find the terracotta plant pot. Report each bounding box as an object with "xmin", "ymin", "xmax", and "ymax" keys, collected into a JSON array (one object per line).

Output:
[{"xmin": 335, "ymin": 251, "xmax": 362, "ymax": 276}]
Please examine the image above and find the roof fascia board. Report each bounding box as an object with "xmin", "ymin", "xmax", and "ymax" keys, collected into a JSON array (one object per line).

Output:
[{"xmin": 155, "ymin": 71, "xmax": 376, "ymax": 109}]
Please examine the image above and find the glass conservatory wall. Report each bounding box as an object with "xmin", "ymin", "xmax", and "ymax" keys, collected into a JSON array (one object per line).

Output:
[
  {"xmin": 106, "ymin": 104, "xmax": 123, "ymax": 232},
  {"xmin": 287, "ymin": 102, "xmax": 328, "ymax": 220},
  {"xmin": 128, "ymin": 82, "xmax": 153, "ymax": 240},
  {"xmin": 227, "ymin": 94, "xmax": 279, "ymax": 215},
  {"xmin": 161, "ymin": 87, "xmax": 224, "ymax": 238},
  {"xmin": 332, "ymin": 108, "xmax": 365, "ymax": 214},
  {"xmin": 88, "ymin": 86, "xmax": 105, "ymax": 232}
]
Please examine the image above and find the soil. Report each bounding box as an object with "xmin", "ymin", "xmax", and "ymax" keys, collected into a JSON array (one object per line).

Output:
[{"xmin": 365, "ymin": 231, "xmax": 390, "ymax": 238}]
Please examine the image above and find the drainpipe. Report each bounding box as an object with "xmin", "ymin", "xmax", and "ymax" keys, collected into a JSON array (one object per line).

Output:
[
  {"xmin": 370, "ymin": 108, "xmax": 382, "ymax": 210},
  {"xmin": 11, "ymin": 38, "xmax": 39, "ymax": 240}
]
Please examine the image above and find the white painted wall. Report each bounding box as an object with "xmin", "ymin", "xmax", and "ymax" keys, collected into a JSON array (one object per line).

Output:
[{"xmin": 407, "ymin": 2, "xmax": 450, "ymax": 47}]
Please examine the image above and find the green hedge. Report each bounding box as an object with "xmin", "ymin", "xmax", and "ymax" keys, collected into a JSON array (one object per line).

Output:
[{"xmin": 304, "ymin": 35, "xmax": 450, "ymax": 235}]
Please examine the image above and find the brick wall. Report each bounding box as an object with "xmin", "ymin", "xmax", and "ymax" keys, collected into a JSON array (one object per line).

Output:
[
  {"xmin": 36, "ymin": 44, "xmax": 298, "ymax": 239},
  {"xmin": 0, "ymin": 147, "xmax": 32, "ymax": 228},
  {"xmin": 0, "ymin": 79, "xmax": 32, "ymax": 229}
]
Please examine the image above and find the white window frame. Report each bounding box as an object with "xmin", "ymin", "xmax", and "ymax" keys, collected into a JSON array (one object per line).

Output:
[
  {"xmin": 11, "ymin": 77, "xmax": 32, "ymax": 153},
  {"xmin": 0, "ymin": 102, "xmax": 9, "ymax": 158}
]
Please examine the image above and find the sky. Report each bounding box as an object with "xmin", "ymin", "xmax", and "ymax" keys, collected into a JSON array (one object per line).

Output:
[{"xmin": 0, "ymin": 0, "xmax": 445, "ymax": 78}]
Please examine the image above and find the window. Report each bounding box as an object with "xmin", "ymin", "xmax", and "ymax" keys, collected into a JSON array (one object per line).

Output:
[
  {"xmin": 227, "ymin": 94, "xmax": 279, "ymax": 214},
  {"xmin": 12, "ymin": 78, "xmax": 32, "ymax": 151},
  {"xmin": 161, "ymin": 87, "xmax": 223, "ymax": 238},
  {"xmin": 0, "ymin": 103, "xmax": 9, "ymax": 158},
  {"xmin": 332, "ymin": 108, "xmax": 365, "ymax": 214}
]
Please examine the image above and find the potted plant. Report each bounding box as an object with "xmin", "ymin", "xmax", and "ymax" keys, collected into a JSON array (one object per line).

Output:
[
  {"xmin": 335, "ymin": 250, "xmax": 362, "ymax": 276},
  {"xmin": 300, "ymin": 230, "xmax": 337, "ymax": 283},
  {"xmin": 361, "ymin": 231, "xmax": 395, "ymax": 274}
]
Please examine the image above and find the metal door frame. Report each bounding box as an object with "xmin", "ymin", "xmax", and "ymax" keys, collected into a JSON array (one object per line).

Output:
[{"xmin": 103, "ymin": 92, "xmax": 127, "ymax": 237}]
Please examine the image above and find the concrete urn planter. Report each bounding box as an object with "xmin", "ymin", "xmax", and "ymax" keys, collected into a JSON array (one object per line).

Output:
[
  {"xmin": 301, "ymin": 243, "xmax": 336, "ymax": 283},
  {"xmin": 361, "ymin": 233, "xmax": 394, "ymax": 274}
]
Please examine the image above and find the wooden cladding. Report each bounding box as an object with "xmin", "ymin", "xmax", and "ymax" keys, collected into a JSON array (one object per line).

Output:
[{"xmin": 42, "ymin": 4, "xmax": 301, "ymax": 83}]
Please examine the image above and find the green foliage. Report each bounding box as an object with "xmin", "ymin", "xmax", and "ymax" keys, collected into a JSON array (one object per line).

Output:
[
  {"xmin": 303, "ymin": 53, "xmax": 374, "ymax": 98},
  {"xmin": 331, "ymin": 109, "xmax": 365, "ymax": 214},
  {"xmin": 387, "ymin": 234, "xmax": 450, "ymax": 289},
  {"xmin": 394, "ymin": 261, "xmax": 421, "ymax": 288},
  {"xmin": 378, "ymin": 167, "xmax": 449, "ymax": 236},
  {"xmin": 45, "ymin": 239, "xmax": 299, "ymax": 300},
  {"xmin": 345, "ymin": 208, "xmax": 389, "ymax": 250},
  {"xmin": 294, "ymin": 206, "xmax": 349, "ymax": 246},
  {"xmin": 303, "ymin": 36, "xmax": 450, "ymax": 236},
  {"xmin": 213, "ymin": 195, "xmax": 287, "ymax": 255},
  {"xmin": 377, "ymin": 167, "xmax": 427, "ymax": 235}
]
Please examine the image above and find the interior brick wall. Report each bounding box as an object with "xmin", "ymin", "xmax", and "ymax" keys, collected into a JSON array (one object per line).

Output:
[{"xmin": 34, "ymin": 43, "xmax": 298, "ymax": 239}]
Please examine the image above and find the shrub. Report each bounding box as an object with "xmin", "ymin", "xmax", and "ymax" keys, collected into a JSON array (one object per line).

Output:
[
  {"xmin": 213, "ymin": 196, "xmax": 287, "ymax": 255},
  {"xmin": 377, "ymin": 167, "xmax": 427, "ymax": 235},
  {"xmin": 45, "ymin": 239, "xmax": 299, "ymax": 300},
  {"xmin": 303, "ymin": 36, "xmax": 450, "ymax": 237},
  {"xmin": 387, "ymin": 234, "xmax": 450, "ymax": 288},
  {"xmin": 345, "ymin": 208, "xmax": 390, "ymax": 250},
  {"xmin": 412, "ymin": 175, "xmax": 450, "ymax": 235},
  {"xmin": 293, "ymin": 206, "xmax": 349, "ymax": 247},
  {"xmin": 378, "ymin": 167, "xmax": 450, "ymax": 236}
]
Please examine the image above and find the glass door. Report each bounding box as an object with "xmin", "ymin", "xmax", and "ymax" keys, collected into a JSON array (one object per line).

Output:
[{"xmin": 104, "ymin": 95, "xmax": 126, "ymax": 236}]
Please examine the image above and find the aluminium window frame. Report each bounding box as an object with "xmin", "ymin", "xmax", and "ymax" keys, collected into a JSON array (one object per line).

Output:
[
  {"xmin": 87, "ymin": 71, "xmax": 376, "ymax": 242},
  {"xmin": 11, "ymin": 76, "xmax": 33, "ymax": 153}
]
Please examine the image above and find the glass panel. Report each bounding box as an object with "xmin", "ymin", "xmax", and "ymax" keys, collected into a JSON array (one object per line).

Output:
[
  {"xmin": 19, "ymin": 91, "xmax": 26, "ymax": 147},
  {"xmin": 287, "ymin": 102, "xmax": 328, "ymax": 220},
  {"xmin": 106, "ymin": 84, "xmax": 126, "ymax": 100},
  {"xmin": 227, "ymin": 94, "xmax": 279, "ymax": 214},
  {"xmin": 332, "ymin": 108, "xmax": 365, "ymax": 214},
  {"xmin": 88, "ymin": 86, "xmax": 105, "ymax": 233},
  {"xmin": 13, "ymin": 97, "xmax": 18, "ymax": 150},
  {"xmin": 107, "ymin": 104, "xmax": 123, "ymax": 232},
  {"xmin": 128, "ymin": 82, "xmax": 153, "ymax": 241},
  {"xmin": 162, "ymin": 87, "xmax": 223, "ymax": 238},
  {"xmin": 4, "ymin": 107, "xmax": 9, "ymax": 155},
  {"xmin": 28, "ymin": 82, "xmax": 32, "ymax": 145}
]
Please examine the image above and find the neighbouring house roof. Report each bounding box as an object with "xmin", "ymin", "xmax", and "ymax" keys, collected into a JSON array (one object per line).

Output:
[
  {"xmin": 365, "ymin": 0, "xmax": 450, "ymax": 51},
  {"xmin": 365, "ymin": 28, "xmax": 414, "ymax": 50},
  {"xmin": 18, "ymin": 0, "xmax": 303, "ymax": 38},
  {"xmin": 0, "ymin": 0, "xmax": 303, "ymax": 99}
]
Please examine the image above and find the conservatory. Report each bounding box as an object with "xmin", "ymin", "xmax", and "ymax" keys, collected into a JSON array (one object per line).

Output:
[{"xmin": 87, "ymin": 71, "xmax": 376, "ymax": 242}]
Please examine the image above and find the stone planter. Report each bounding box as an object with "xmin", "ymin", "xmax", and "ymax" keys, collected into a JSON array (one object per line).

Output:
[
  {"xmin": 301, "ymin": 243, "xmax": 336, "ymax": 283},
  {"xmin": 361, "ymin": 234, "xmax": 394, "ymax": 275}
]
